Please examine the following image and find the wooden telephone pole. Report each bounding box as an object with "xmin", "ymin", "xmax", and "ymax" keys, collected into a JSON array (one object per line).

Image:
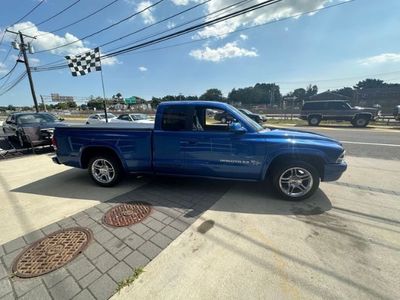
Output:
[{"xmin": 6, "ymin": 29, "xmax": 39, "ymax": 113}]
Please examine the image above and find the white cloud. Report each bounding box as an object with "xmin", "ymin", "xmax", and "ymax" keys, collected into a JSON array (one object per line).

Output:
[
  {"xmin": 137, "ymin": 1, "xmax": 156, "ymax": 24},
  {"xmin": 189, "ymin": 41, "xmax": 258, "ymax": 62},
  {"xmin": 4, "ymin": 22, "xmax": 89, "ymax": 55},
  {"xmin": 359, "ymin": 53, "xmax": 400, "ymax": 66},
  {"xmin": 0, "ymin": 62, "xmax": 7, "ymax": 74},
  {"xmin": 2, "ymin": 22, "xmax": 119, "ymax": 66},
  {"xmin": 29, "ymin": 57, "xmax": 40, "ymax": 66},
  {"xmin": 139, "ymin": 66, "xmax": 148, "ymax": 71},
  {"xmin": 239, "ymin": 34, "xmax": 248, "ymax": 40},
  {"xmin": 167, "ymin": 21, "xmax": 176, "ymax": 29},
  {"xmin": 194, "ymin": 0, "xmax": 333, "ymax": 39},
  {"xmin": 171, "ymin": 0, "xmax": 191, "ymax": 5}
]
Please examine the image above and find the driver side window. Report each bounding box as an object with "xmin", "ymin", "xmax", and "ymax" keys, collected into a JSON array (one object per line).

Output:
[{"xmin": 200, "ymin": 108, "xmax": 236, "ymax": 132}]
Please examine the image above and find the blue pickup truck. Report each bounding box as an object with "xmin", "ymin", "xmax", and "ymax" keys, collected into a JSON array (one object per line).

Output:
[{"xmin": 52, "ymin": 101, "xmax": 347, "ymax": 200}]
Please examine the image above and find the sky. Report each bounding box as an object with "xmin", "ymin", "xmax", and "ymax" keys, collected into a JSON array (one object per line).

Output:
[{"xmin": 0, "ymin": 0, "xmax": 400, "ymax": 106}]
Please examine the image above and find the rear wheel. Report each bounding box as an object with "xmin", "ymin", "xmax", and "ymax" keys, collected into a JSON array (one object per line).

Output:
[
  {"xmin": 88, "ymin": 155, "xmax": 122, "ymax": 187},
  {"xmin": 221, "ymin": 117, "xmax": 227, "ymax": 124},
  {"xmin": 308, "ymin": 115, "xmax": 321, "ymax": 126},
  {"xmin": 272, "ymin": 161, "xmax": 320, "ymax": 201}
]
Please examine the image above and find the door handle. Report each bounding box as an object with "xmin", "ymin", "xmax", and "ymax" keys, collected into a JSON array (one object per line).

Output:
[{"xmin": 184, "ymin": 139, "xmax": 197, "ymax": 145}]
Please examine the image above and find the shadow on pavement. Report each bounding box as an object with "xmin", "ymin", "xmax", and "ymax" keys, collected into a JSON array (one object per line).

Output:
[
  {"xmin": 13, "ymin": 170, "xmax": 332, "ymax": 216},
  {"xmin": 12, "ymin": 168, "xmax": 145, "ymax": 201}
]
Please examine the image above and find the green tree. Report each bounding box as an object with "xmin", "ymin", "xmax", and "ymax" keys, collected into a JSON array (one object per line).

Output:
[
  {"xmin": 335, "ymin": 87, "xmax": 354, "ymax": 98},
  {"xmin": 354, "ymin": 79, "xmax": 386, "ymax": 90},
  {"xmin": 151, "ymin": 97, "xmax": 161, "ymax": 109},
  {"xmin": 305, "ymin": 84, "xmax": 318, "ymax": 98},
  {"xmin": 200, "ymin": 88, "xmax": 223, "ymax": 101}
]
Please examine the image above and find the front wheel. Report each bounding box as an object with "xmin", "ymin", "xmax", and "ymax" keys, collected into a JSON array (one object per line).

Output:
[
  {"xmin": 272, "ymin": 161, "xmax": 320, "ymax": 201},
  {"xmin": 308, "ymin": 115, "xmax": 321, "ymax": 126},
  {"xmin": 88, "ymin": 155, "xmax": 122, "ymax": 187},
  {"xmin": 351, "ymin": 116, "xmax": 369, "ymax": 128}
]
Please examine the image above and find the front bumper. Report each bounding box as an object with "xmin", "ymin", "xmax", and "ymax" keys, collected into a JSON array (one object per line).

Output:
[{"xmin": 323, "ymin": 161, "xmax": 347, "ymax": 181}]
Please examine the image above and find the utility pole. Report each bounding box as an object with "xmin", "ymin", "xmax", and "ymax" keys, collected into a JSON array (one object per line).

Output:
[
  {"xmin": 6, "ymin": 29, "xmax": 39, "ymax": 113},
  {"xmin": 40, "ymin": 95, "xmax": 47, "ymax": 112}
]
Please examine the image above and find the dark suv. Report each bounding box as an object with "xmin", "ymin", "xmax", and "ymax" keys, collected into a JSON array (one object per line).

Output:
[{"xmin": 300, "ymin": 100, "xmax": 380, "ymax": 127}]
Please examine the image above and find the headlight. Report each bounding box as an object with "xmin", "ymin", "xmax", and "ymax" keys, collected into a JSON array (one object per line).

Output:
[{"xmin": 336, "ymin": 151, "xmax": 345, "ymax": 163}]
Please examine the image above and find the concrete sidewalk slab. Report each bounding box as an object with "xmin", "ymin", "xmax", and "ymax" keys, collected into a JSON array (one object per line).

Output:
[
  {"xmin": 0, "ymin": 154, "xmax": 146, "ymax": 244},
  {"xmin": 113, "ymin": 156, "xmax": 400, "ymax": 300}
]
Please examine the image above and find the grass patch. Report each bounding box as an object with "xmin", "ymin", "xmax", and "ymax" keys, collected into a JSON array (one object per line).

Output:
[{"xmin": 116, "ymin": 268, "xmax": 144, "ymax": 293}]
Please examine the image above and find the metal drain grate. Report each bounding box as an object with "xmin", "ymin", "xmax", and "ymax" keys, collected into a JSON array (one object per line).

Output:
[
  {"xmin": 12, "ymin": 227, "xmax": 92, "ymax": 278},
  {"xmin": 103, "ymin": 202, "xmax": 152, "ymax": 227}
]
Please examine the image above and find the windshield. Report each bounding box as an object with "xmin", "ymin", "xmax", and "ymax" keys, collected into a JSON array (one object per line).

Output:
[
  {"xmin": 240, "ymin": 109, "xmax": 252, "ymax": 114},
  {"xmin": 17, "ymin": 114, "xmax": 58, "ymax": 124},
  {"xmin": 99, "ymin": 113, "xmax": 116, "ymax": 119},
  {"xmin": 229, "ymin": 106, "xmax": 264, "ymax": 131},
  {"xmin": 131, "ymin": 114, "xmax": 147, "ymax": 120}
]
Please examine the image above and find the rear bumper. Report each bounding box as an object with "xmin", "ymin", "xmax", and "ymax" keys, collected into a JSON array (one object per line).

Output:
[
  {"xmin": 323, "ymin": 161, "xmax": 347, "ymax": 181},
  {"xmin": 52, "ymin": 156, "xmax": 61, "ymax": 165}
]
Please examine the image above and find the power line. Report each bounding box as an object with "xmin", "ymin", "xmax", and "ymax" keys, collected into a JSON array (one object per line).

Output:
[
  {"xmin": 34, "ymin": 0, "xmax": 166, "ymax": 54},
  {"xmin": 9, "ymin": 0, "xmax": 45, "ymax": 27},
  {"xmin": 0, "ymin": 0, "xmax": 45, "ymax": 48},
  {"xmin": 18, "ymin": 0, "xmax": 82, "ymax": 31},
  {"xmin": 38, "ymin": 0, "xmax": 278, "ymax": 59},
  {"xmin": 0, "ymin": 71, "xmax": 27, "ymax": 96},
  {"xmin": 35, "ymin": 0, "xmax": 120, "ymax": 37},
  {"xmin": 105, "ymin": 0, "xmax": 283, "ymax": 57},
  {"xmin": 32, "ymin": 0, "xmax": 354, "ymax": 72},
  {"xmin": 39, "ymin": 0, "xmax": 252, "ymax": 66},
  {"xmin": 0, "ymin": 58, "xmax": 20, "ymax": 81}
]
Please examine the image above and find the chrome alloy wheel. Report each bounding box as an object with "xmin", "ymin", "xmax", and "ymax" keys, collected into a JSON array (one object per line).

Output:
[
  {"xmin": 279, "ymin": 167, "xmax": 313, "ymax": 198},
  {"xmin": 91, "ymin": 159, "xmax": 115, "ymax": 184}
]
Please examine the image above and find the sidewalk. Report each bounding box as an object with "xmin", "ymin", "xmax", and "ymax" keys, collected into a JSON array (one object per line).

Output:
[{"xmin": 113, "ymin": 156, "xmax": 400, "ymax": 300}]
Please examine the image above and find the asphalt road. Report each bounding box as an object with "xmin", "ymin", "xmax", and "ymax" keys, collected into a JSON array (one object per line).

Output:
[{"xmin": 282, "ymin": 125, "xmax": 400, "ymax": 161}]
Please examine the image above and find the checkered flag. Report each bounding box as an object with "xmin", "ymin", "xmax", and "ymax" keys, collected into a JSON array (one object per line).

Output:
[{"xmin": 65, "ymin": 47, "xmax": 101, "ymax": 77}]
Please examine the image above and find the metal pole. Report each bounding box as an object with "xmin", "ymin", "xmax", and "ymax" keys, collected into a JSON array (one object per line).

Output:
[
  {"xmin": 99, "ymin": 56, "xmax": 108, "ymax": 123},
  {"xmin": 40, "ymin": 95, "xmax": 47, "ymax": 111},
  {"xmin": 19, "ymin": 31, "xmax": 39, "ymax": 113}
]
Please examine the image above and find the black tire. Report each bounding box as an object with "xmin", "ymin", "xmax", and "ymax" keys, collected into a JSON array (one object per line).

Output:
[
  {"xmin": 307, "ymin": 115, "xmax": 321, "ymax": 126},
  {"xmin": 17, "ymin": 132, "xmax": 27, "ymax": 148},
  {"xmin": 272, "ymin": 161, "xmax": 320, "ymax": 201},
  {"xmin": 352, "ymin": 116, "xmax": 369, "ymax": 128},
  {"xmin": 88, "ymin": 155, "xmax": 122, "ymax": 187}
]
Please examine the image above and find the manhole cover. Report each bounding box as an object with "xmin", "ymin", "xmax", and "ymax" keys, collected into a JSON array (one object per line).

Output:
[
  {"xmin": 103, "ymin": 202, "xmax": 152, "ymax": 227},
  {"xmin": 12, "ymin": 227, "xmax": 92, "ymax": 278}
]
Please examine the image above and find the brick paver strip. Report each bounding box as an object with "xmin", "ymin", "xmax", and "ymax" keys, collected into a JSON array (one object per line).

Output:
[{"xmin": 0, "ymin": 178, "xmax": 229, "ymax": 299}]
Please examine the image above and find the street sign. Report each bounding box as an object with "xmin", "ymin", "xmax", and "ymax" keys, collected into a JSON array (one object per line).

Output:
[
  {"xmin": 124, "ymin": 96, "xmax": 136, "ymax": 104},
  {"xmin": 51, "ymin": 93, "xmax": 74, "ymax": 102}
]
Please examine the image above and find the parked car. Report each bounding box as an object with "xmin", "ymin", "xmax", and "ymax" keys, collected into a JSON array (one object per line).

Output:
[
  {"xmin": 300, "ymin": 100, "xmax": 380, "ymax": 127},
  {"xmin": 239, "ymin": 109, "xmax": 267, "ymax": 124},
  {"xmin": 86, "ymin": 113, "xmax": 117, "ymax": 124},
  {"xmin": 213, "ymin": 110, "xmax": 235, "ymax": 124},
  {"xmin": 117, "ymin": 113, "xmax": 151, "ymax": 122},
  {"xmin": 2, "ymin": 112, "xmax": 65, "ymax": 147},
  {"xmin": 53, "ymin": 101, "xmax": 347, "ymax": 201},
  {"xmin": 393, "ymin": 105, "xmax": 400, "ymax": 121}
]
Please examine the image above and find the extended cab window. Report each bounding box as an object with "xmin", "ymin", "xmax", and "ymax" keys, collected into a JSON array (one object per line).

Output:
[
  {"xmin": 162, "ymin": 107, "xmax": 189, "ymax": 131},
  {"xmin": 200, "ymin": 108, "xmax": 233, "ymax": 131}
]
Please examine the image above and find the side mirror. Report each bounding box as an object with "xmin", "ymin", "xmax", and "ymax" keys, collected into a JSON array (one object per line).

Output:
[
  {"xmin": 59, "ymin": 117, "xmax": 65, "ymax": 121},
  {"xmin": 229, "ymin": 122, "xmax": 247, "ymax": 134}
]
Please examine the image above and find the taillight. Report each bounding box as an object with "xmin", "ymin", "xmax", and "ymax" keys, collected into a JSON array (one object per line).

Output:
[{"xmin": 52, "ymin": 136, "xmax": 57, "ymax": 150}]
